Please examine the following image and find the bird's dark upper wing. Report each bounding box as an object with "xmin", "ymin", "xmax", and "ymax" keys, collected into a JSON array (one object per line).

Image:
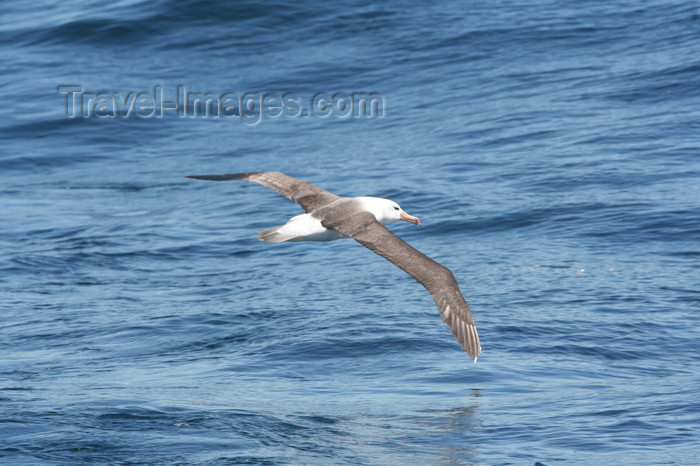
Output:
[
  {"xmin": 322, "ymin": 211, "xmax": 481, "ymax": 361},
  {"xmin": 186, "ymin": 172, "xmax": 340, "ymax": 213}
]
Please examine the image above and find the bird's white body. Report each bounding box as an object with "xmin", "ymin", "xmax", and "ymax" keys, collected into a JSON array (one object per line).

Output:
[
  {"xmin": 273, "ymin": 213, "xmax": 344, "ymax": 242},
  {"xmin": 259, "ymin": 197, "xmax": 414, "ymax": 243}
]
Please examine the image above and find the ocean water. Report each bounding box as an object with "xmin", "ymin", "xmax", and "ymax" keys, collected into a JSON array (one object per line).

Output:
[{"xmin": 1, "ymin": 0, "xmax": 699, "ymax": 464}]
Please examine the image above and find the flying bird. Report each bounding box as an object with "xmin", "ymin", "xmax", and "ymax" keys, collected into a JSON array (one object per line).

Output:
[{"xmin": 187, "ymin": 171, "xmax": 481, "ymax": 361}]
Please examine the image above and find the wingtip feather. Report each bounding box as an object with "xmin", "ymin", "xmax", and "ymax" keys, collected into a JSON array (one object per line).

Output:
[{"xmin": 185, "ymin": 172, "xmax": 260, "ymax": 181}]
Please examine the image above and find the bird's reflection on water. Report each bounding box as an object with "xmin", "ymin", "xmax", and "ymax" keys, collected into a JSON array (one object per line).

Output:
[{"xmin": 351, "ymin": 389, "xmax": 483, "ymax": 463}]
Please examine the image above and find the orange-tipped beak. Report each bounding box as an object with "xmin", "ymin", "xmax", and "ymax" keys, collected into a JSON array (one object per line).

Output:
[{"xmin": 400, "ymin": 211, "xmax": 420, "ymax": 225}]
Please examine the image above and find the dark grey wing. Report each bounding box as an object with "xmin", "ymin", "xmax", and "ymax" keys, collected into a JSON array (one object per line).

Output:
[
  {"xmin": 322, "ymin": 211, "xmax": 481, "ymax": 361},
  {"xmin": 186, "ymin": 171, "xmax": 340, "ymax": 212}
]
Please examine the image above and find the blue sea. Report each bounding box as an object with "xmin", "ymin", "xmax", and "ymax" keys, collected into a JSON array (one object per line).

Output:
[{"xmin": 1, "ymin": 0, "xmax": 699, "ymax": 464}]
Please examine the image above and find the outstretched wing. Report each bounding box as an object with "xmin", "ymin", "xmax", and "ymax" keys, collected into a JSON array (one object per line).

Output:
[
  {"xmin": 186, "ymin": 171, "xmax": 340, "ymax": 213},
  {"xmin": 322, "ymin": 211, "xmax": 481, "ymax": 361}
]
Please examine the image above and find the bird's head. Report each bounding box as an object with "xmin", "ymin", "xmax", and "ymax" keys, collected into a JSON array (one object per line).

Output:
[{"xmin": 359, "ymin": 197, "xmax": 420, "ymax": 226}]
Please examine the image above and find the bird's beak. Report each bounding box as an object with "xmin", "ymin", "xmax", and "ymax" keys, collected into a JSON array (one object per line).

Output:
[{"xmin": 400, "ymin": 211, "xmax": 420, "ymax": 225}]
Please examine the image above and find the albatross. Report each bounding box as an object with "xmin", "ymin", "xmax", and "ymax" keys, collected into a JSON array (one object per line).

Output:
[{"xmin": 187, "ymin": 171, "xmax": 482, "ymax": 361}]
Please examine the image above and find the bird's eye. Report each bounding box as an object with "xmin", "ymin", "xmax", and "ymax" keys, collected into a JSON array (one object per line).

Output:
[{"xmin": 393, "ymin": 206, "xmax": 400, "ymax": 211}]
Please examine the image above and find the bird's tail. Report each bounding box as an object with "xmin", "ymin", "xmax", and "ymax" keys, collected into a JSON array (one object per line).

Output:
[{"xmin": 257, "ymin": 226, "xmax": 297, "ymax": 243}]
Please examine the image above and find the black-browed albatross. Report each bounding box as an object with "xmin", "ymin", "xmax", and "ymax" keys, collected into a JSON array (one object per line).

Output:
[{"xmin": 187, "ymin": 171, "xmax": 482, "ymax": 361}]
